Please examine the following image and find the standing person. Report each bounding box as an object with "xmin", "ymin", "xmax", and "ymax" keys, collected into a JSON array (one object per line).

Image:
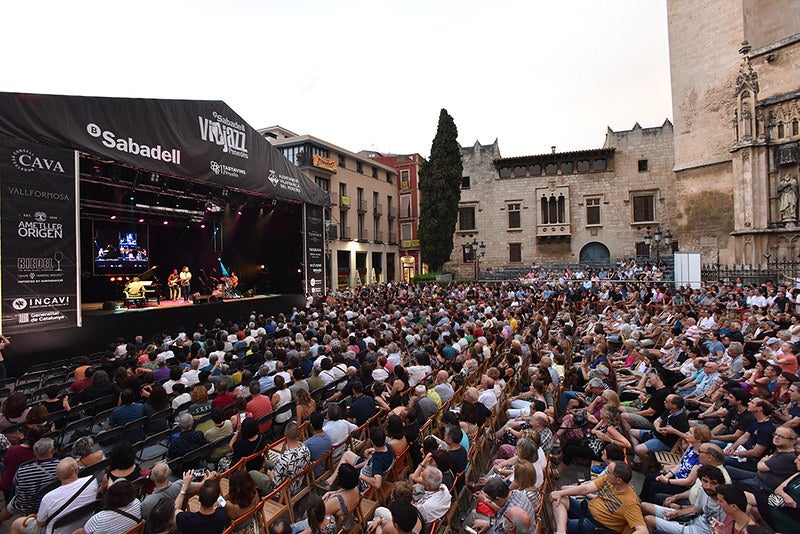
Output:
[
  {"xmin": 168, "ymin": 269, "xmax": 180, "ymax": 301},
  {"xmin": 179, "ymin": 266, "xmax": 192, "ymax": 302}
]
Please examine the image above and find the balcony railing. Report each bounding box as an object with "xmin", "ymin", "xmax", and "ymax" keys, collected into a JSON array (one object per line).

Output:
[
  {"xmin": 374, "ymin": 231, "xmax": 384, "ymax": 243},
  {"xmin": 358, "ymin": 228, "xmax": 369, "ymax": 241},
  {"xmin": 373, "ymin": 203, "xmax": 383, "ymax": 216},
  {"xmin": 388, "ymin": 206, "xmax": 397, "ymax": 219},
  {"xmin": 339, "ymin": 226, "xmax": 351, "ymax": 240},
  {"xmin": 399, "ymin": 209, "xmax": 414, "ymax": 221},
  {"xmin": 388, "ymin": 232, "xmax": 398, "ymax": 245},
  {"xmin": 357, "ymin": 199, "xmax": 367, "ymax": 213}
]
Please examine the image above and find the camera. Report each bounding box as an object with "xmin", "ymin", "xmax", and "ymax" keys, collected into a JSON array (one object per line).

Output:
[{"xmin": 192, "ymin": 469, "xmax": 206, "ymax": 481}]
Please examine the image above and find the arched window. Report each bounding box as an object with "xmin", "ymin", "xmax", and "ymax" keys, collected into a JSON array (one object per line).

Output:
[
  {"xmin": 540, "ymin": 196, "xmax": 549, "ymax": 224},
  {"xmin": 557, "ymin": 195, "xmax": 566, "ymax": 223},
  {"xmin": 548, "ymin": 195, "xmax": 558, "ymax": 223},
  {"xmin": 778, "ymin": 122, "xmax": 785, "ymax": 138}
]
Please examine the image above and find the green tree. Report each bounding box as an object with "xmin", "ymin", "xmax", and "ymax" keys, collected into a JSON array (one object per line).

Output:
[{"xmin": 418, "ymin": 109, "xmax": 463, "ymax": 272}]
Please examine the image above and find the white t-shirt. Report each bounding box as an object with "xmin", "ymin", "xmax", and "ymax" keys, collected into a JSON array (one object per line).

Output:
[
  {"xmin": 38, "ymin": 476, "xmax": 99, "ymax": 534},
  {"xmin": 322, "ymin": 419, "xmax": 357, "ymax": 446},
  {"xmin": 415, "ymin": 486, "xmax": 452, "ymax": 524}
]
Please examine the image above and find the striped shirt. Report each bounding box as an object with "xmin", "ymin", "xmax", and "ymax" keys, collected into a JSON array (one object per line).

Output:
[{"xmin": 11, "ymin": 458, "xmax": 59, "ymax": 514}]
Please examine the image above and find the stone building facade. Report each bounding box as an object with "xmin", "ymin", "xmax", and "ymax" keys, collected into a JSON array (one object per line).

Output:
[
  {"xmin": 259, "ymin": 126, "xmax": 400, "ymax": 289},
  {"xmin": 667, "ymin": 0, "xmax": 800, "ymax": 264},
  {"xmin": 445, "ymin": 122, "xmax": 676, "ymax": 276}
]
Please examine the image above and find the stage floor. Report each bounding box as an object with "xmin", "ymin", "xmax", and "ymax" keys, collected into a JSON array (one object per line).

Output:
[
  {"xmin": 81, "ymin": 294, "xmax": 280, "ymax": 313},
  {"xmin": 7, "ymin": 293, "xmax": 305, "ymax": 375}
]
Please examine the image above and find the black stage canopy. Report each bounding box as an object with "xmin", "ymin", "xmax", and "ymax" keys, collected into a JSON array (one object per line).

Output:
[{"xmin": 0, "ymin": 92, "xmax": 330, "ymax": 207}]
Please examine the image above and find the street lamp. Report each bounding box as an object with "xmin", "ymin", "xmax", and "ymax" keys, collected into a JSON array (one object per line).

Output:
[
  {"xmin": 470, "ymin": 239, "xmax": 486, "ymax": 280},
  {"xmin": 643, "ymin": 227, "xmax": 672, "ymax": 266}
]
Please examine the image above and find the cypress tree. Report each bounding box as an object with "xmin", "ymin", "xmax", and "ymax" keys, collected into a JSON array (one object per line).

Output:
[{"xmin": 418, "ymin": 109, "xmax": 463, "ymax": 273}]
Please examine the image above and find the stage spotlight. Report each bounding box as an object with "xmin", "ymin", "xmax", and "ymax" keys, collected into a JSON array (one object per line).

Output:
[
  {"xmin": 200, "ymin": 224, "xmax": 206, "ymax": 229},
  {"xmin": 138, "ymin": 218, "xmax": 145, "ymax": 223},
  {"xmin": 163, "ymin": 220, "xmax": 169, "ymax": 225},
  {"xmin": 110, "ymin": 277, "xmax": 116, "ymax": 281},
  {"xmin": 260, "ymin": 265, "xmax": 265, "ymax": 270},
  {"xmin": 237, "ymin": 206, "xmax": 243, "ymax": 215},
  {"xmin": 110, "ymin": 215, "xmax": 117, "ymax": 220}
]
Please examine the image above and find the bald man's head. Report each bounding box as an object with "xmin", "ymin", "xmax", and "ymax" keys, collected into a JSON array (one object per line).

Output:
[{"xmin": 55, "ymin": 457, "xmax": 79, "ymax": 481}]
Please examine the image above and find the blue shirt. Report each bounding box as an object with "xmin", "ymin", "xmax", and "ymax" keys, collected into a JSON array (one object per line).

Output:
[{"xmin": 305, "ymin": 432, "xmax": 333, "ymax": 477}]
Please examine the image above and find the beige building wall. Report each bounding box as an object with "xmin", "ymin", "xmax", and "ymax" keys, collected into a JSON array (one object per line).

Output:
[
  {"xmin": 446, "ymin": 123, "xmax": 675, "ymax": 276},
  {"xmin": 259, "ymin": 126, "xmax": 400, "ymax": 289},
  {"xmin": 667, "ymin": 0, "xmax": 800, "ymax": 265}
]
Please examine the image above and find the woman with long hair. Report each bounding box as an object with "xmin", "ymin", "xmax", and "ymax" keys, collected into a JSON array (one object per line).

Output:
[
  {"xmin": 144, "ymin": 383, "xmax": 171, "ymax": 433},
  {"xmin": 223, "ymin": 470, "xmax": 259, "ymax": 523},
  {"xmin": 295, "ymin": 388, "xmax": 316, "ymax": 422},
  {"xmin": 385, "ymin": 414, "xmax": 408, "ymax": 456},
  {"xmin": 552, "ymin": 404, "xmax": 630, "ymax": 479}
]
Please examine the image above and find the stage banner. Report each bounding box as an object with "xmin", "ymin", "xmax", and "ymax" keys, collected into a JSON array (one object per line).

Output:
[
  {"xmin": 304, "ymin": 204, "xmax": 326, "ymax": 297},
  {"xmin": 0, "ymin": 93, "xmax": 330, "ymax": 208},
  {"xmin": 0, "ymin": 138, "xmax": 80, "ymax": 334}
]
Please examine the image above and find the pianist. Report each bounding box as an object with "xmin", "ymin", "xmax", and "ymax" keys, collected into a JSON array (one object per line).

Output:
[{"xmin": 125, "ymin": 277, "xmax": 145, "ymax": 300}]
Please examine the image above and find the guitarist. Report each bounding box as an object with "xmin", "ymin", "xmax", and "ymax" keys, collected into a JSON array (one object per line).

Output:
[{"xmin": 167, "ymin": 268, "xmax": 180, "ymax": 300}]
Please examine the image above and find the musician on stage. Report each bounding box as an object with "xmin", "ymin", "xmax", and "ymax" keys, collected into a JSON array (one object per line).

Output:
[
  {"xmin": 179, "ymin": 266, "xmax": 192, "ymax": 302},
  {"xmin": 221, "ymin": 271, "xmax": 239, "ymax": 296},
  {"xmin": 167, "ymin": 268, "xmax": 180, "ymax": 300}
]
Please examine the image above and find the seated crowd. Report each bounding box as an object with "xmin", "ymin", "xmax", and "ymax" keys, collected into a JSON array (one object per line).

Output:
[{"xmin": 1, "ymin": 269, "xmax": 800, "ymax": 534}]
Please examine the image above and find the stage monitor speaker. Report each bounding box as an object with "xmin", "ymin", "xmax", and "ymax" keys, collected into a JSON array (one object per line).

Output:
[
  {"xmin": 192, "ymin": 294, "xmax": 210, "ymax": 305},
  {"xmin": 102, "ymin": 301, "xmax": 116, "ymax": 310}
]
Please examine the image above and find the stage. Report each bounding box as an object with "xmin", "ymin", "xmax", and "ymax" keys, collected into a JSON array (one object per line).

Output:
[{"xmin": 6, "ymin": 293, "xmax": 306, "ymax": 376}]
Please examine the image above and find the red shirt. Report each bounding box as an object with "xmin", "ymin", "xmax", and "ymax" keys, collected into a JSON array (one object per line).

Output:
[
  {"xmin": 246, "ymin": 394, "xmax": 273, "ymax": 433},
  {"xmin": 211, "ymin": 392, "xmax": 236, "ymax": 409}
]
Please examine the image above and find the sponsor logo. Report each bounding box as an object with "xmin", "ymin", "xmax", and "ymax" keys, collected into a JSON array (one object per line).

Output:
[
  {"xmin": 11, "ymin": 148, "xmax": 66, "ymax": 173},
  {"xmin": 9, "ymin": 296, "xmax": 70, "ymax": 310},
  {"xmin": 265, "ymin": 171, "xmax": 302, "ymax": 194},
  {"xmin": 5, "ymin": 186, "xmax": 70, "ymax": 201},
  {"xmin": 17, "ymin": 253, "xmax": 62, "ymax": 272},
  {"xmin": 86, "ymin": 123, "xmax": 182, "ymax": 165},
  {"xmin": 210, "ymin": 161, "xmax": 246, "ymax": 179},
  {"xmin": 17, "ymin": 313, "xmax": 29, "ymax": 324},
  {"xmin": 198, "ymin": 111, "xmax": 249, "ymax": 159},
  {"xmin": 18, "ymin": 212, "xmax": 63, "ymax": 239},
  {"xmin": 268, "ymin": 169, "xmax": 279, "ymax": 187}
]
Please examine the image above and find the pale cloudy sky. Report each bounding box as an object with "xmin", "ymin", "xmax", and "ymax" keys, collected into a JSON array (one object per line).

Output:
[{"xmin": 0, "ymin": 0, "xmax": 672, "ymax": 158}]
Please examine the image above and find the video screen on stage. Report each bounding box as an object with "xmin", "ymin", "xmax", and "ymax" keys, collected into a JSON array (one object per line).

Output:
[{"xmin": 92, "ymin": 221, "xmax": 150, "ymax": 275}]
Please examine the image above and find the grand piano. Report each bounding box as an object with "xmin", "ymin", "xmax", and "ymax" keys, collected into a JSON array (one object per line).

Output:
[{"xmin": 123, "ymin": 266, "xmax": 161, "ymax": 307}]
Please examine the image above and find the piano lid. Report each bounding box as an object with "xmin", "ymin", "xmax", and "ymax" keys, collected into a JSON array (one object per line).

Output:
[{"xmin": 138, "ymin": 265, "xmax": 159, "ymax": 282}]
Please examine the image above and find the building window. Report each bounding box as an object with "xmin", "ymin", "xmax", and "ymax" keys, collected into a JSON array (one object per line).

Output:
[
  {"xmin": 356, "ymin": 161, "xmax": 363, "ymax": 173},
  {"xmin": 632, "ymin": 194, "xmax": 655, "ymax": 223},
  {"xmin": 635, "ymin": 241, "xmax": 650, "ymax": 257},
  {"xmin": 311, "ymin": 146, "xmax": 329, "ymax": 158},
  {"xmin": 793, "ymin": 120, "xmax": 799, "ymax": 136},
  {"xmin": 593, "ymin": 158, "xmax": 607, "ymax": 171},
  {"xmin": 386, "ymin": 171, "xmax": 394, "ymax": 184},
  {"xmin": 314, "ymin": 176, "xmax": 329, "ymax": 192},
  {"xmin": 508, "ymin": 203, "xmax": 521, "ymax": 229},
  {"xmin": 778, "ymin": 122, "xmax": 785, "ymax": 138},
  {"xmin": 545, "ymin": 163, "xmax": 558, "ymax": 175},
  {"xmin": 371, "ymin": 166, "xmax": 378, "ymax": 178},
  {"xmin": 529, "ymin": 164, "xmax": 542, "ymax": 176},
  {"xmin": 338, "ymin": 154, "xmax": 346, "ymax": 167},
  {"xmin": 400, "ymin": 194, "xmax": 412, "ymax": 218},
  {"xmin": 461, "ymin": 176, "xmax": 471, "ymax": 189},
  {"xmin": 540, "ymin": 194, "xmax": 566, "ymax": 224},
  {"xmin": 458, "ymin": 206, "xmax": 476, "ymax": 231},
  {"xmin": 586, "ymin": 197, "xmax": 600, "ymax": 225},
  {"xmin": 577, "ymin": 160, "xmax": 590, "ymax": 172},
  {"xmin": 514, "ymin": 165, "xmax": 527, "ymax": 177},
  {"xmin": 509, "ymin": 243, "xmax": 522, "ymax": 263},
  {"xmin": 339, "ymin": 183, "xmax": 347, "ymax": 198},
  {"xmin": 499, "ymin": 167, "xmax": 512, "ymax": 178},
  {"xmin": 401, "ymin": 170, "xmax": 411, "ymax": 190},
  {"xmin": 561, "ymin": 161, "xmax": 573, "ymax": 174},
  {"xmin": 401, "ymin": 223, "xmax": 413, "ymax": 241},
  {"xmin": 638, "ymin": 159, "xmax": 649, "ymax": 172}
]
